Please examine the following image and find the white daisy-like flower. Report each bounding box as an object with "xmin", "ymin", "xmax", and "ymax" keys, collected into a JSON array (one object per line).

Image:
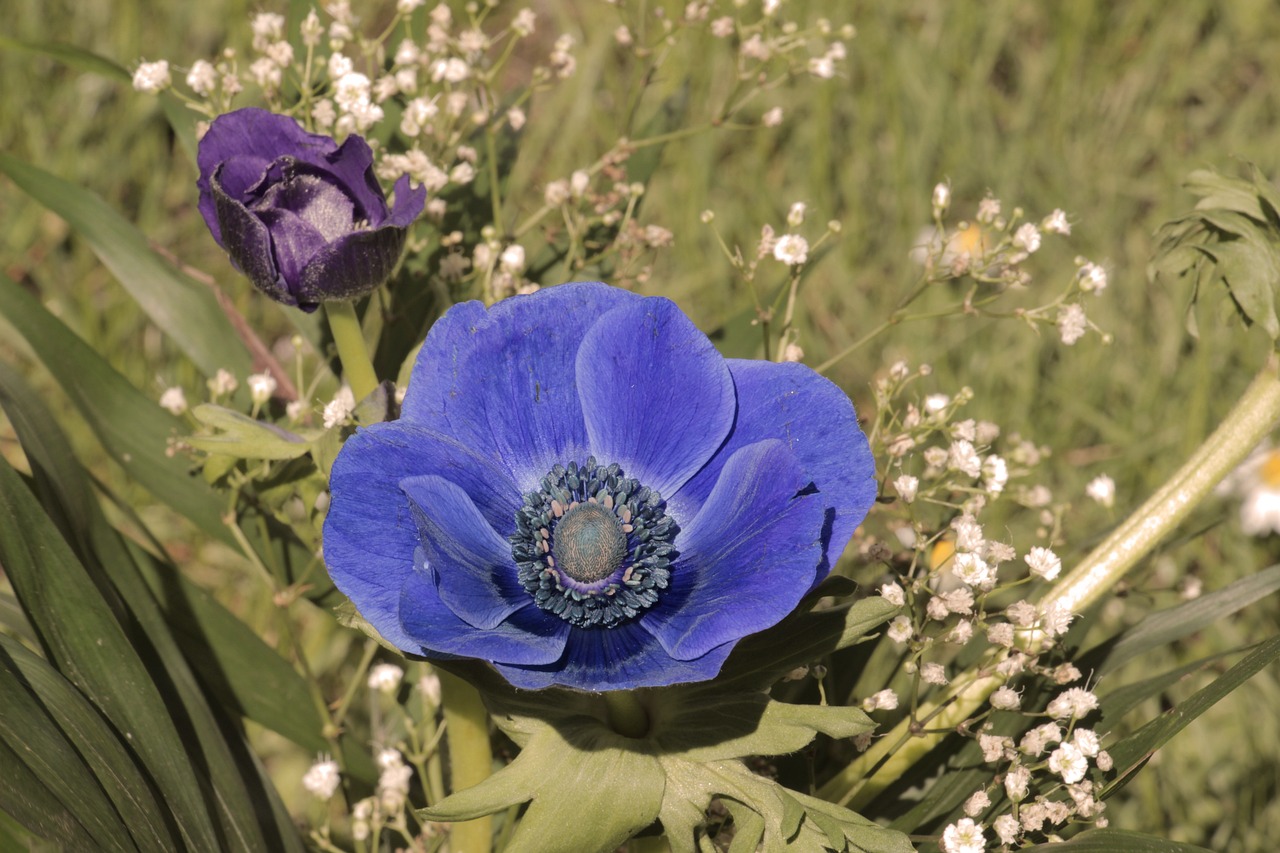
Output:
[
  {"xmin": 772, "ymin": 234, "xmax": 809, "ymax": 266},
  {"xmin": 1048, "ymin": 742, "xmax": 1089, "ymax": 784},
  {"xmin": 1220, "ymin": 441, "xmax": 1280, "ymax": 535},
  {"xmin": 940, "ymin": 817, "xmax": 986, "ymax": 853}
]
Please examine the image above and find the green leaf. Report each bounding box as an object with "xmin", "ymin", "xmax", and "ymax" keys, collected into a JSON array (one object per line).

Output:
[
  {"xmin": 0, "ymin": 153, "xmax": 250, "ymax": 378},
  {"xmin": 0, "ymin": 274, "xmax": 232, "ymax": 545},
  {"xmin": 188, "ymin": 404, "xmax": 313, "ymax": 460},
  {"xmin": 0, "ymin": 736, "xmax": 102, "ymax": 852},
  {"xmin": 0, "ymin": 36, "xmax": 130, "ymax": 81},
  {"xmin": 1024, "ymin": 828, "xmax": 1214, "ymax": 852},
  {"xmin": 0, "ymin": 636, "xmax": 182, "ymax": 851},
  {"xmin": 0, "ymin": 644, "xmax": 139, "ymax": 853},
  {"xmin": 0, "ymin": 454, "xmax": 223, "ymax": 851},
  {"xmin": 1099, "ymin": 650, "xmax": 1236, "ymax": 723},
  {"xmin": 1087, "ymin": 564, "xmax": 1280, "ymax": 677},
  {"xmin": 1104, "ymin": 636, "xmax": 1280, "ymax": 799}
]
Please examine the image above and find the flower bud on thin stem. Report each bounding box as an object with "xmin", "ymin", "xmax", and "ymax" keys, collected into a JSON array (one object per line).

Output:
[{"xmin": 324, "ymin": 300, "xmax": 379, "ymax": 402}]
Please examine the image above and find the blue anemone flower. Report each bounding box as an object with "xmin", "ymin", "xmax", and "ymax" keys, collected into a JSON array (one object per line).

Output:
[{"xmin": 323, "ymin": 282, "xmax": 876, "ymax": 691}]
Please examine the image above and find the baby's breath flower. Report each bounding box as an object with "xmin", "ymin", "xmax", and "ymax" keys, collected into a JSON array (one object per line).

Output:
[
  {"xmin": 862, "ymin": 689, "xmax": 899, "ymax": 711},
  {"xmin": 921, "ymin": 662, "xmax": 948, "ymax": 685},
  {"xmin": 506, "ymin": 106, "xmax": 526, "ymax": 130},
  {"xmin": 887, "ymin": 614, "xmax": 913, "ymax": 643},
  {"xmin": 450, "ymin": 162, "xmax": 476, "ymax": 184},
  {"xmin": 787, "ymin": 201, "xmax": 807, "ymax": 227},
  {"xmin": 762, "ymin": 106, "xmax": 783, "ymax": 127},
  {"xmin": 323, "ymin": 387, "xmax": 356, "ymax": 429},
  {"xmin": 762, "ymin": 0, "xmax": 782, "ymax": 16},
  {"xmin": 302, "ymin": 756, "xmax": 342, "ymax": 800},
  {"xmin": 251, "ymin": 12, "xmax": 285, "ymax": 49},
  {"xmin": 711, "ymin": 16, "xmax": 735, "ymax": 37},
  {"xmin": 952, "ymin": 552, "xmax": 992, "ymax": 588},
  {"xmin": 894, "ymin": 474, "xmax": 918, "ymax": 503},
  {"xmin": 1039, "ymin": 601, "xmax": 1075, "ymax": 637},
  {"xmin": 990, "ymin": 685, "xmax": 1021, "ymax": 710},
  {"xmin": 132, "ymin": 60, "xmax": 171, "ymax": 93},
  {"xmin": 949, "ymin": 440, "xmax": 982, "ymax": 478},
  {"xmin": 1004, "ymin": 764, "xmax": 1031, "ymax": 801},
  {"xmin": 772, "ymin": 234, "xmax": 809, "ymax": 266},
  {"xmin": 398, "ymin": 0, "xmax": 425, "ymax": 12},
  {"xmin": 964, "ymin": 790, "xmax": 991, "ymax": 818},
  {"xmin": 247, "ymin": 372, "xmax": 277, "ymax": 406},
  {"xmin": 781, "ymin": 342, "xmax": 805, "ymax": 362},
  {"xmin": 1085, "ymin": 474, "xmax": 1115, "ymax": 507},
  {"xmin": 368, "ymin": 663, "xmax": 405, "ymax": 693},
  {"xmin": 1048, "ymin": 742, "xmax": 1088, "ymax": 784},
  {"xmin": 301, "ymin": 10, "xmax": 323, "ymax": 47},
  {"xmin": 993, "ymin": 814, "xmax": 1020, "ymax": 845},
  {"xmin": 1012, "ymin": 223, "xmax": 1041, "ymax": 253},
  {"xmin": 979, "ymin": 734, "xmax": 1013, "ymax": 763},
  {"xmin": 1053, "ymin": 662, "xmax": 1082, "ymax": 684},
  {"xmin": 982, "ymin": 455, "xmax": 1008, "ymax": 494},
  {"xmin": 186, "ymin": 60, "xmax": 217, "ymax": 96},
  {"xmin": 879, "ymin": 582, "xmax": 905, "ymax": 606},
  {"xmin": 1057, "ymin": 302, "xmax": 1088, "ymax": 345},
  {"xmin": 987, "ymin": 623, "xmax": 1015, "ymax": 648},
  {"xmin": 207, "ymin": 368, "xmax": 238, "ymax": 398},
  {"xmin": 1072, "ymin": 728, "xmax": 1101, "ymax": 757},
  {"xmin": 544, "ymin": 179, "xmax": 570, "ymax": 206},
  {"xmin": 976, "ymin": 195, "xmax": 1001, "ymax": 224},
  {"xmin": 1096, "ymin": 750, "xmax": 1113, "ymax": 771},
  {"xmin": 570, "ymin": 169, "xmax": 591, "ymax": 198},
  {"xmin": 549, "ymin": 34, "xmax": 577, "ymax": 78},
  {"xmin": 1047, "ymin": 687, "xmax": 1099, "ymax": 720},
  {"xmin": 1078, "ymin": 261, "xmax": 1108, "ymax": 293},
  {"xmin": 614, "ymin": 25, "xmax": 634, "ymax": 46},
  {"xmin": 512, "ymin": 8, "xmax": 537, "ymax": 36},
  {"xmin": 499, "ymin": 244, "xmax": 526, "ymax": 275},
  {"xmin": 1024, "ymin": 546, "xmax": 1061, "ymax": 581},
  {"xmin": 808, "ymin": 56, "xmax": 836, "ymax": 79},
  {"xmin": 927, "ymin": 596, "xmax": 950, "ymax": 621},
  {"xmin": 1043, "ymin": 208, "xmax": 1071, "ymax": 235},
  {"xmin": 159, "ymin": 386, "xmax": 188, "ymax": 415},
  {"xmin": 940, "ymin": 817, "xmax": 986, "ymax": 853}
]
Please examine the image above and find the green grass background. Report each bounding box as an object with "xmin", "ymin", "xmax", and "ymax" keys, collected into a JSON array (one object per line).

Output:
[{"xmin": 3, "ymin": 0, "xmax": 1280, "ymax": 848}]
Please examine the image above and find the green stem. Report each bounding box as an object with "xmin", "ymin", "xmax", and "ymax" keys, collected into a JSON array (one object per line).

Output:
[
  {"xmin": 438, "ymin": 670, "xmax": 493, "ymax": 853},
  {"xmin": 324, "ymin": 300, "xmax": 378, "ymax": 401},
  {"xmin": 819, "ymin": 354, "xmax": 1280, "ymax": 809},
  {"xmin": 604, "ymin": 691, "xmax": 651, "ymax": 738}
]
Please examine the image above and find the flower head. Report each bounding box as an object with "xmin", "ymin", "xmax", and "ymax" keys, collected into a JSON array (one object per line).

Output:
[
  {"xmin": 196, "ymin": 108, "xmax": 426, "ymax": 311},
  {"xmin": 323, "ymin": 282, "xmax": 875, "ymax": 691}
]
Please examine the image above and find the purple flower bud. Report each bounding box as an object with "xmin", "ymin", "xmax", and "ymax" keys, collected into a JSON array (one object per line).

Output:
[{"xmin": 196, "ymin": 108, "xmax": 425, "ymax": 311}]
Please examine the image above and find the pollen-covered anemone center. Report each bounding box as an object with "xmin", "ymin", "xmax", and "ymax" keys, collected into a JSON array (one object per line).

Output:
[{"xmin": 510, "ymin": 457, "xmax": 677, "ymax": 629}]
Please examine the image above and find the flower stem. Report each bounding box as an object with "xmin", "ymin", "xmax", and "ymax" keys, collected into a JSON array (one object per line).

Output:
[
  {"xmin": 437, "ymin": 670, "xmax": 493, "ymax": 853},
  {"xmin": 604, "ymin": 691, "xmax": 651, "ymax": 739},
  {"xmin": 820, "ymin": 354, "xmax": 1280, "ymax": 810},
  {"xmin": 324, "ymin": 300, "xmax": 378, "ymax": 401}
]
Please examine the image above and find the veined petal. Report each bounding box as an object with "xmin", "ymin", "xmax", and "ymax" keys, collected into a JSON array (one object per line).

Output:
[
  {"xmin": 323, "ymin": 422, "xmax": 522, "ymax": 648},
  {"xmin": 576, "ymin": 297, "xmax": 735, "ymax": 499},
  {"xmin": 400, "ymin": 474, "xmax": 526, "ymax": 630},
  {"xmin": 399, "ymin": 298, "xmax": 490, "ymax": 426},
  {"xmin": 642, "ymin": 439, "xmax": 828, "ymax": 661},
  {"xmin": 209, "ymin": 165, "xmax": 291, "ymax": 305},
  {"xmin": 399, "ymin": 565, "xmax": 569, "ymax": 665},
  {"xmin": 493, "ymin": 621, "xmax": 734, "ymax": 691},
  {"xmin": 440, "ymin": 282, "xmax": 643, "ymax": 491},
  {"xmin": 295, "ymin": 221, "xmax": 411, "ymax": 309},
  {"xmin": 252, "ymin": 206, "xmax": 330, "ymax": 290},
  {"xmin": 669, "ymin": 360, "xmax": 876, "ymax": 582}
]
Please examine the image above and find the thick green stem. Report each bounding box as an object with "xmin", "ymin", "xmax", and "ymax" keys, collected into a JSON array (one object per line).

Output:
[
  {"xmin": 820, "ymin": 355, "xmax": 1280, "ymax": 809},
  {"xmin": 438, "ymin": 670, "xmax": 493, "ymax": 853},
  {"xmin": 324, "ymin": 300, "xmax": 378, "ymax": 401},
  {"xmin": 604, "ymin": 691, "xmax": 651, "ymax": 739}
]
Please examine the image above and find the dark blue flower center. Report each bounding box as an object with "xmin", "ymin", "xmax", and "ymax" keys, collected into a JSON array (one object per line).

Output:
[{"xmin": 510, "ymin": 457, "xmax": 677, "ymax": 629}]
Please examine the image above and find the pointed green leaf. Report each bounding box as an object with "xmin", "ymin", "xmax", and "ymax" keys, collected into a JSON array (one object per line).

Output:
[
  {"xmin": 722, "ymin": 799, "xmax": 765, "ymax": 853},
  {"xmin": 1104, "ymin": 636, "xmax": 1280, "ymax": 798},
  {"xmin": 0, "ymin": 274, "xmax": 232, "ymax": 545},
  {"xmin": 0, "ymin": 737, "xmax": 102, "ymax": 851},
  {"xmin": 0, "ymin": 153, "xmax": 249, "ymax": 377},
  {"xmin": 188, "ymin": 404, "xmax": 313, "ymax": 460},
  {"xmin": 1099, "ymin": 650, "xmax": 1236, "ymax": 723},
  {"xmin": 1024, "ymin": 828, "xmax": 1213, "ymax": 852}
]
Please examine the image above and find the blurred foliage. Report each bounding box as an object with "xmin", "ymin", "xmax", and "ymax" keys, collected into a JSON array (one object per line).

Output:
[{"xmin": 3, "ymin": 0, "xmax": 1280, "ymax": 849}]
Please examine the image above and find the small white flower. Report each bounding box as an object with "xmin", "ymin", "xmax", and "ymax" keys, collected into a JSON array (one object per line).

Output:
[
  {"xmin": 762, "ymin": 106, "xmax": 784, "ymax": 127},
  {"xmin": 1057, "ymin": 302, "xmax": 1088, "ymax": 345},
  {"xmin": 952, "ymin": 552, "xmax": 992, "ymax": 588},
  {"xmin": 1046, "ymin": 687, "xmax": 1099, "ymax": 720},
  {"xmin": 207, "ymin": 368, "xmax": 238, "ymax": 398},
  {"xmin": 711, "ymin": 16, "xmax": 735, "ymax": 37},
  {"xmin": 762, "ymin": 0, "xmax": 782, "ymax": 17},
  {"xmin": 1086, "ymin": 474, "xmax": 1115, "ymax": 507},
  {"xmin": 926, "ymin": 596, "xmax": 950, "ymax": 621},
  {"xmin": 186, "ymin": 60, "xmax": 217, "ymax": 96},
  {"xmin": 921, "ymin": 662, "xmax": 948, "ymax": 685},
  {"xmin": 1048, "ymin": 742, "xmax": 1089, "ymax": 784},
  {"xmin": 772, "ymin": 234, "xmax": 809, "ymax": 266},
  {"xmin": 978, "ymin": 734, "xmax": 1012, "ymax": 763},
  {"xmin": 781, "ymin": 342, "xmax": 805, "ymax": 362},
  {"xmin": 1004, "ymin": 765, "xmax": 1031, "ymax": 801},
  {"xmin": 1024, "ymin": 546, "xmax": 1061, "ymax": 581},
  {"xmin": 1043, "ymin": 208, "xmax": 1071, "ymax": 234},
  {"xmin": 450, "ymin": 162, "xmax": 476, "ymax": 185},
  {"xmin": 499, "ymin": 244, "xmax": 526, "ymax": 275},
  {"xmin": 990, "ymin": 686, "xmax": 1021, "ymax": 710},
  {"xmin": 932, "ymin": 182, "xmax": 951, "ymax": 214},
  {"xmin": 1078, "ymin": 261, "xmax": 1108, "ymax": 293},
  {"xmin": 614, "ymin": 25, "xmax": 634, "ymax": 46},
  {"xmin": 507, "ymin": 106, "xmax": 526, "ymax": 130},
  {"xmin": 398, "ymin": 0, "xmax": 425, "ymax": 12},
  {"xmin": 302, "ymin": 756, "xmax": 341, "ymax": 800},
  {"xmin": 1039, "ymin": 601, "xmax": 1075, "ymax": 637},
  {"xmin": 949, "ymin": 440, "xmax": 982, "ymax": 478},
  {"xmin": 301, "ymin": 10, "xmax": 324, "ymax": 47},
  {"xmin": 367, "ymin": 663, "xmax": 405, "ymax": 693},
  {"xmin": 544, "ymin": 180, "xmax": 571, "ymax": 206},
  {"xmin": 1053, "ymin": 662, "xmax": 1082, "ymax": 684},
  {"xmin": 982, "ymin": 455, "xmax": 1008, "ymax": 494},
  {"xmin": 894, "ymin": 474, "xmax": 918, "ymax": 503},
  {"xmin": 1012, "ymin": 223, "xmax": 1041, "ymax": 253},
  {"xmin": 862, "ymin": 689, "xmax": 899, "ymax": 711},
  {"xmin": 1072, "ymin": 728, "xmax": 1101, "ymax": 757},
  {"xmin": 247, "ymin": 372, "xmax": 277, "ymax": 406},
  {"xmin": 132, "ymin": 60, "xmax": 171, "ymax": 94},
  {"xmin": 1096, "ymin": 750, "xmax": 1113, "ymax": 771},
  {"xmin": 879, "ymin": 582, "xmax": 905, "ymax": 607},
  {"xmin": 986, "ymin": 623, "xmax": 1015, "ymax": 648},
  {"xmin": 993, "ymin": 813, "xmax": 1020, "ymax": 845},
  {"xmin": 159, "ymin": 386, "xmax": 188, "ymax": 415},
  {"xmin": 323, "ymin": 387, "xmax": 356, "ymax": 429},
  {"xmin": 327, "ymin": 52, "xmax": 353, "ymax": 80},
  {"xmin": 941, "ymin": 588, "xmax": 974, "ymax": 615},
  {"xmin": 887, "ymin": 614, "xmax": 913, "ymax": 643},
  {"xmin": 976, "ymin": 196, "xmax": 1001, "ymax": 224},
  {"xmin": 940, "ymin": 817, "xmax": 986, "ymax": 853},
  {"xmin": 787, "ymin": 201, "xmax": 807, "ymax": 228},
  {"xmin": 512, "ymin": 8, "xmax": 537, "ymax": 37},
  {"xmin": 964, "ymin": 790, "xmax": 991, "ymax": 818}
]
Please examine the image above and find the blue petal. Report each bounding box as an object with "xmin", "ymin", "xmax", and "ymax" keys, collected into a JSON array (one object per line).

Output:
[
  {"xmin": 668, "ymin": 360, "xmax": 876, "ymax": 584},
  {"xmin": 209, "ymin": 166, "xmax": 293, "ymax": 305},
  {"xmin": 295, "ymin": 221, "xmax": 412, "ymax": 308},
  {"xmin": 493, "ymin": 621, "xmax": 734, "ymax": 691},
  {"xmin": 323, "ymin": 422, "xmax": 521, "ymax": 650},
  {"xmin": 399, "ymin": 299, "xmax": 489, "ymax": 426},
  {"xmin": 576, "ymin": 297, "xmax": 736, "ymax": 499},
  {"xmin": 432, "ymin": 282, "xmax": 643, "ymax": 491},
  {"xmin": 399, "ymin": 564, "xmax": 569, "ymax": 665},
  {"xmin": 641, "ymin": 439, "xmax": 829, "ymax": 661},
  {"xmin": 387, "ymin": 174, "xmax": 427, "ymax": 228},
  {"xmin": 314, "ymin": 134, "xmax": 388, "ymax": 223},
  {"xmin": 400, "ymin": 474, "xmax": 527, "ymax": 631}
]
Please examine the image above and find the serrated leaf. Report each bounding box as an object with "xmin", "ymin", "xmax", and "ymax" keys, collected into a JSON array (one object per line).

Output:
[
  {"xmin": 722, "ymin": 798, "xmax": 765, "ymax": 853},
  {"xmin": 0, "ymin": 153, "xmax": 250, "ymax": 378},
  {"xmin": 1205, "ymin": 235, "xmax": 1280, "ymax": 338},
  {"xmin": 188, "ymin": 404, "xmax": 313, "ymax": 460},
  {"xmin": 1104, "ymin": 635, "xmax": 1280, "ymax": 798}
]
